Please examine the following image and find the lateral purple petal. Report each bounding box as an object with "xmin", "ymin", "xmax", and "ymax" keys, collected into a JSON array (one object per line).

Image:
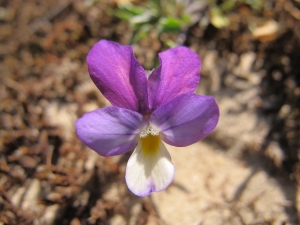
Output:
[
  {"xmin": 148, "ymin": 47, "xmax": 201, "ymax": 111},
  {"xmin": 150, "ymin": 93, "xmax": 219, "ymax": 147},
  {"xmin": 87, "ymin": 40, "xmax": 149, "ymax": 114},
  {"xmin": 76, "ymin": 106, "xmax": 147, "ymax": 156}
]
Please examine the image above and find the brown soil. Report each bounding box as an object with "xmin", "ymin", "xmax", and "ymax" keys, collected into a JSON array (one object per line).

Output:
[{"xmin": 0, "ymin": 0, "xmax": 299, "ymax": 224}]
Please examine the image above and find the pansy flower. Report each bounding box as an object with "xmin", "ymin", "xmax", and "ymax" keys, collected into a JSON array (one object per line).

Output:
[{"xmin": 76, "ymin": 40, "xmax": 219, "ymax": 196}]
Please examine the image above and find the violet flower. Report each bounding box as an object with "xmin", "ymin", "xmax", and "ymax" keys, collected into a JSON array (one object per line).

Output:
[{"xmin": 76, "ymin": 40, "xmax": 219, "ymax": 196}]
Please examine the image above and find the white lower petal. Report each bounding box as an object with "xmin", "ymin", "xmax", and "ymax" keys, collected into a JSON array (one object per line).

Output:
[{"xmin": 125, "ymin": 136, "xmax": 174, "ymax": 197}]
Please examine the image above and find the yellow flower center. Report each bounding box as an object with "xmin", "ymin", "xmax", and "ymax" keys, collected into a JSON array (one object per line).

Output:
[{"xmin": 140, "ymin": 134, "xmax": 161, "ymax": 155}]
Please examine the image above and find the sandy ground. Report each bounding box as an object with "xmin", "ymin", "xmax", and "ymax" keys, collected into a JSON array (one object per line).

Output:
[{"xmin": 152, "ymin": 142, "xmax": 296, "ymax": 225}]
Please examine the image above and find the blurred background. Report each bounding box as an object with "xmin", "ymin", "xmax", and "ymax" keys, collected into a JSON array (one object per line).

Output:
[{"xmin": 0, "ymin": 0, "xmax": 300, "ymax": 224}]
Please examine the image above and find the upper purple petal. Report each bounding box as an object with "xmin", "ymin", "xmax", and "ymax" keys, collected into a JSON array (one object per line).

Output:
[
  {"xmin": 76, "ymin": 106, "xmax": 147, "ymax": 156},
  {"xmin": 147, "ymin": 47, "xmax": 201, "ymax": 112},
  {"xmin": 87, "ymin": 40, "xmax": 149, "ymax": 114},
  {"xmin": 149, "ymin": 93, "xmax": 219, "ymax": 147}
]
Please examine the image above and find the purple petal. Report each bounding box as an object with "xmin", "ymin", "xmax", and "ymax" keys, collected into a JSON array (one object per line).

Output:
[
  {"xmin": 149, "ymin": 93, "xmax": 219, "ymax": 147},
  {"xmin": 148, "ymin": 47, "xmax": 201, "ymax": 111},
  {"xmin": 87, "ymin": 40, "xmax": 148, "ymax": 114},
  {"xmin": 76, "ymin": 106, "xmax": 147, "ymax": 156}
]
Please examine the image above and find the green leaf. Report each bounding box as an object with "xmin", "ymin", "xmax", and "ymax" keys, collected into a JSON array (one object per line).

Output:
[
  {"xmin": 179, "ymin": 14, "xmax": 192, "ymax": 25},
  {"xmin": 244, "ymin": 0, "xmax": 264, "ymax": 11},
  {"xmin": 111, "ymin": 9, "xmax": 132, "ymax": 21},
  {"xmin": 119, "ymin": 4, "xmax": 145, "ymax": 16},
  {"xmin": 165, "ymin": 39, "xmax": 177, "ymax": 48},
  {"xmin": 220, "ymin": 0, "xmax": 237, "ymax": 12},
  {"xmin": 158, "ymin": 17, "xmax": 182, "ymax": 33},
  {"xmin": 129, "ymin": 11, "xmax": 155, "ymax": 27},
  {"xmin": 129, "ymin": 24, "xmax": 152, "ymax": 44}
]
